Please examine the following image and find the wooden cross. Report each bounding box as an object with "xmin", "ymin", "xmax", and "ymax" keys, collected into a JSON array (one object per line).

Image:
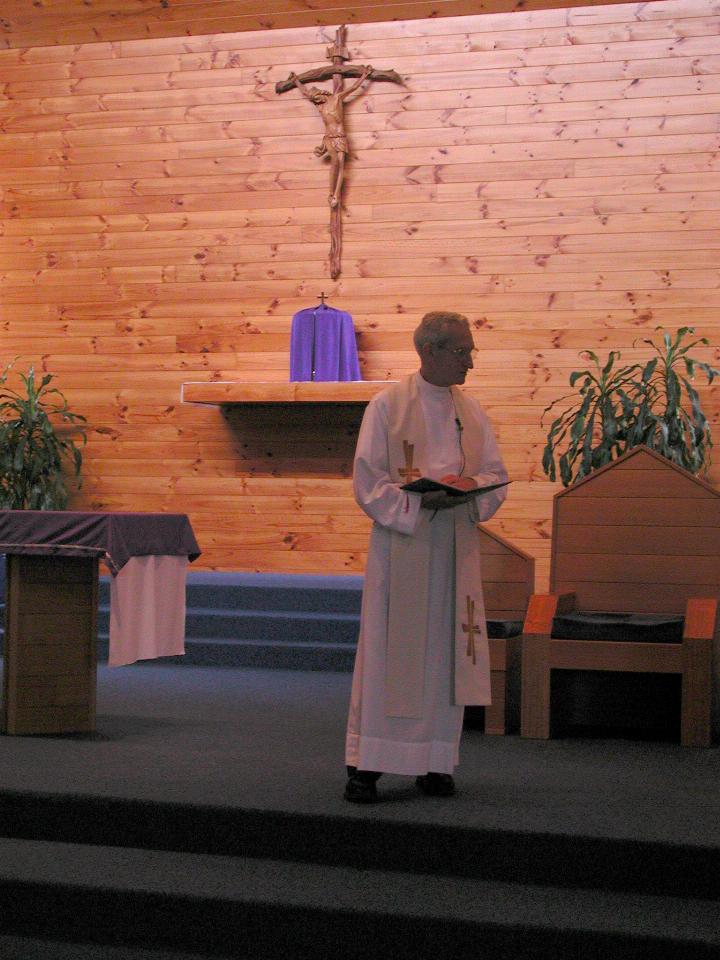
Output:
[
  {"xmin": 275, "ymin": 26, "xmax": 403, "ymax": 280},
  {"xmin": 462, "ymin": 595, "xmax": 480, "ymax": 665},
  {"xmin": 398, "ymin": 440, "xmax": 421, "ymax": 483}
]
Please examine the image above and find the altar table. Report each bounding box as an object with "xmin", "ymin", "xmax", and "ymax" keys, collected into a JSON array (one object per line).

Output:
[{"xmin": 0, "ymin": 511, "xmax": 201, "ymax": 735}]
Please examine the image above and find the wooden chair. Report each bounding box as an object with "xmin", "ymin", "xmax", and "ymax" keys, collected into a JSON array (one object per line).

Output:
[
  {"xmin": 521, "ymin": 446, "xmax": 720, "ymax": 747},
  {"xmin": 469, "ymin": 525, "xmax": 535, "ymax": 735}
]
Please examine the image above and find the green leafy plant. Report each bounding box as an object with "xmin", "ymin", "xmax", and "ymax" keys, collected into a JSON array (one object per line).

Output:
[
  {"xmin": 0, "ymin": 359, "xmax": 87, "ymax": 509},
  {"xmin": 542, "ymin": 327, "xmax": 720, "ymax": 486}
]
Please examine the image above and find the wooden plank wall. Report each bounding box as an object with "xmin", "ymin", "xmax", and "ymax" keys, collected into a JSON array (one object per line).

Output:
[
  {"xmin": 0, "ymin": 0, "xmax": 642, "ymax": 47},
  {"xmin": 1, "ymin": 0, "xmax": 719, "ymax": 586}
]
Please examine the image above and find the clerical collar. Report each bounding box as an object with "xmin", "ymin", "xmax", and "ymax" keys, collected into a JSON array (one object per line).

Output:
[{"xmin": 416, "ymin": 371, "xmax": 451, "ymax": 395}]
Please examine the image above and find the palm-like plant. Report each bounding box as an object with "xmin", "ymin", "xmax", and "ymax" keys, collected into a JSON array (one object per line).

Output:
[
  {"xmin": 0, "ymin": 359, "xmax": 87, "ymax": 509},
  {"xmin": 626, "ymin": 328, "xmax": 718, "ymax": 475},
  {"xmin": 542, "ymin": 327, "xmax": 720, "ymax": 486}
]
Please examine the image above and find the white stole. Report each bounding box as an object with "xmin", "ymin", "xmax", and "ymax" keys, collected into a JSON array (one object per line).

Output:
[{"xmin": 385, "ymin": 375, "xmax": 491, "ymax": 718}]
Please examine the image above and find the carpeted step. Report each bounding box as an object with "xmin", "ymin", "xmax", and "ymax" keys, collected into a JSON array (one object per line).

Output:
[
  {"xmin": 168, "ymin": 637, "xmax": 356, "ymax": 671},
  {"xmin": 95, "ymin": 633, "xmax": 356, "ymax": 671},
  {"xmin": 0, "ymin": 836, "xmax": 717, "ymax": 960},
  {"xmin": 97, "ymin": 572, "xmax": 364, "ymax": 615},
  {"xmin": 181, "ymin": 608, "xmax": 360, "ymax": 643},
  {"xmin": 184, "ymin": 572, "xmax": 364, "ymax": 614},
  {"xmin": 0, "ymin": 789, "xmax": 718, "ymax": 903},
  {"xmin": 3, "ymin": 568, "xmax": 361, "ymax": 669},
  {"xmin": 95, "ymin": 572, "xmax": 362, "ymax": 671},
  {"xmin": 0, "ymin": 934, "xmax": 214, "ymax": 960}
]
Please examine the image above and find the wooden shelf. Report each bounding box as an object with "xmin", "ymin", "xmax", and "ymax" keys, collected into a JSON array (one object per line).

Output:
[{"xmin": 181, "ymin": 380, "xmax": 395, "ymax": 404}]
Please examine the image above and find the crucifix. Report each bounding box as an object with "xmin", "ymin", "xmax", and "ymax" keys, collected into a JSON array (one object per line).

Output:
[
  {"xmin": 398, "ymin": 440, "xmax": 421, "ymax": 483},
  {"xmin": 462, "ymin": 595, "xmax": 480, "ymax": 665},
  {"xmin": 275, "ymin": 26, "xmax": 403, "ymax": 279}
]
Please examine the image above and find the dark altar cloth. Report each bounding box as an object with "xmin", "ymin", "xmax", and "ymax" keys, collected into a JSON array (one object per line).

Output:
[
  {"xmin": 289, "ymin": 304, "xmax": 362, "ymax": 381},
  {"xmin": 0, "ymin": 511, "xmax": 201, "ymax": 575}
]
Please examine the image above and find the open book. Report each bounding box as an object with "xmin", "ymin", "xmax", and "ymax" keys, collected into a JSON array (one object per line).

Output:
[{"xmin": 400, "ymin": 478, "xmax": 511, "ymax": 497}]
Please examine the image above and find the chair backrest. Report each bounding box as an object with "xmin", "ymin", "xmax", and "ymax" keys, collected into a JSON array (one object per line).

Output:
[
  {"xmin": 550, "ymin": 446, "xmax": 720, "ymax": 614},
  {"xmin": 477, "ymin": 524, "xmax": 535, "ymax": 620}
]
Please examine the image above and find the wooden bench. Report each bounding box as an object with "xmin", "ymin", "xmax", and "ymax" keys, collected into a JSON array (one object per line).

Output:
[{"xmin": 520, "ymin": 446, "xmax": 720, "ymax": 747}]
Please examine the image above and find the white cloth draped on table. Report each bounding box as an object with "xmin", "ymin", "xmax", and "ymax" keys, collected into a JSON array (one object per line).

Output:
[{"xmin": 109, "ymin": 555, "xmax": 189, "ymax": 667}]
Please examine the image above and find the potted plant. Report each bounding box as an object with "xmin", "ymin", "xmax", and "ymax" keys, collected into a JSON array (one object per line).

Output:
[
  {"xmin": 542, "ymin": 327, "xmax": 720, "ymax": 486},
  {"xmin": 0, "ymin": 359, "xmax": 87, "ymax": 509}
]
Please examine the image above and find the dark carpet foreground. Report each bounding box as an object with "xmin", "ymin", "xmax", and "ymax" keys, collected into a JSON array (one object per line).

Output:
[{"xmin": 0, "ymin": 662, "xmax": 719, "ymax": 959}]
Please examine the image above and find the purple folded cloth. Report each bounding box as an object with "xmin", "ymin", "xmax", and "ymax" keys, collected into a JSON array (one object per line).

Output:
[{"xmin": 290, "ymin": 304, "xmax": 362, "ymax": 381}]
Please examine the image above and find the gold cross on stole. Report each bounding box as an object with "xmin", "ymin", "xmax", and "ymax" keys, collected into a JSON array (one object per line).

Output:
[
  {"xmin": 398, "ymin": 440, "xmax": 421, "ymax": 483},
  {"xmin": 462, "ymin": 595, "xmax": 479, "ymax": 665}
]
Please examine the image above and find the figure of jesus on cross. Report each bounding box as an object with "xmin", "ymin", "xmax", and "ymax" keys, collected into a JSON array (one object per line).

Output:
[
  {"xmin": 289, "ymin": 64, "xmax": 372, "ymax": 211},
  {"xmin": 276, "ymin": 26, "xmax": 403, "ymax": 279}
]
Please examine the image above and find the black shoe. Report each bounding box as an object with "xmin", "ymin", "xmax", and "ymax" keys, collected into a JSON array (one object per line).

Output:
[
  {"xmin": 415, "ymin": 773, "xmax": 456, "ymax": 797},
  {"xmin": 344, "ymin": 774, "xmax": 378, "ymax": 804}
]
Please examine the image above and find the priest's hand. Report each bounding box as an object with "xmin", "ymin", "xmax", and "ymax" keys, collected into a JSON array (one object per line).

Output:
[
  {"xmin": 420, "ymin": 475, "xmax": 477, "ymax": 510},
  {"xmin": 440, "ymin": 474, "xmax": 477, "ymax": 491}
]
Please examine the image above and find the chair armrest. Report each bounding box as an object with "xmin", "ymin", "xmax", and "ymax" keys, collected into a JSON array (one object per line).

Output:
[
  {"xmin": 683, "ymin": 598, "xmax": 719, "ymax": 640},
  {"xmin": 522, "ymin": 593, "xmax": 576, "ymax": 635}
]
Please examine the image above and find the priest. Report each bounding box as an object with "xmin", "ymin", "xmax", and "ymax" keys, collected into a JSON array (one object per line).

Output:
[{"xmin": 345, "ymin": 311, "xmax": 508, "ymax": 803}]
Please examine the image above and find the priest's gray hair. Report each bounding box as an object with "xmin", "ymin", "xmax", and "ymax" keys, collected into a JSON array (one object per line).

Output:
[{"xmin": 413, "ymin": 311, "xmax": 470, "ymax": 355}]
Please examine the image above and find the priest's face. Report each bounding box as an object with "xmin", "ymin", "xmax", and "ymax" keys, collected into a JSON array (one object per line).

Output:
[{"xmin": 421, "ymin": 325, "xmax": 476, "ymax": 387}]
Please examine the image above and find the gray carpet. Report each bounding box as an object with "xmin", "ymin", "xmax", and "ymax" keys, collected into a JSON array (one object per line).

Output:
[
  {"xmin": 0, "ymin": 661, "xmax": 719, "ymax": 958},
  {"xmin": 0, "ymin": 660, "xmax": 717, "ymax": 842},
  {"xmin": 0, "ymin": 562, "xmax": 705, "ymax": 825}
]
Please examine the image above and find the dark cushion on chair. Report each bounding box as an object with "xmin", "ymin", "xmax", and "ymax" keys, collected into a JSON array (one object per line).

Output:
[
  {"xmin": 552, "ymin": 611, "xmax": 684, "ymax": 644},
  {"xmin": 486, "ymin": 619, "xmax": 524, "ymax": 639}
]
